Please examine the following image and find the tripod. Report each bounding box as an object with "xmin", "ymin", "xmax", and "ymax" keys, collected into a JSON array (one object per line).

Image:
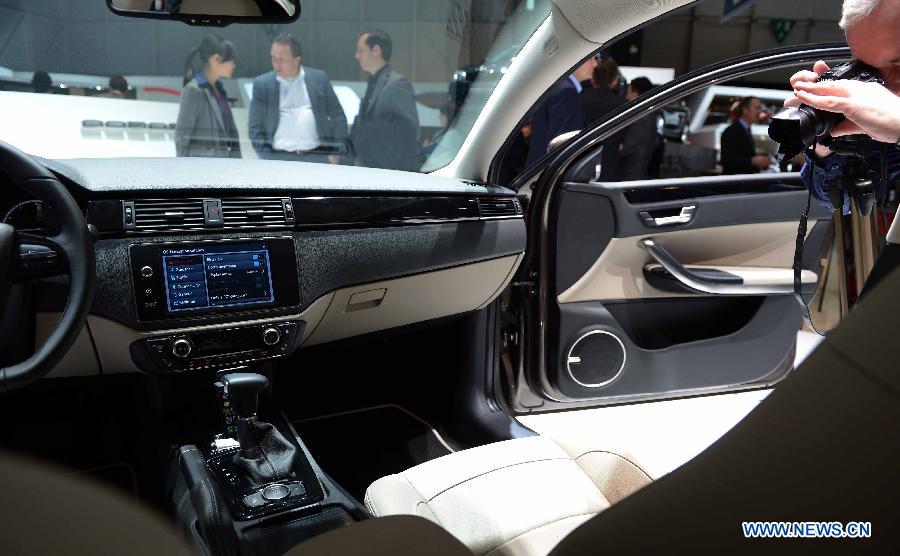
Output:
[{"xmin": 825, "ymin": 137, "xmax": 883, "ymax": 318}]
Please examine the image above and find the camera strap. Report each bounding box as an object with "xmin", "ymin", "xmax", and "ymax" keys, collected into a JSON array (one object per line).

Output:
[
  {"xmin": 879, "ymin": 143, "xmax": 889, "ymax": 238},
  {"xmin": 793, "ymin": 186, "xmax": 825, "ymax": 336},
  {"xmin": 793, "ymin": 145, "xmax": 826, "ymax": 336}
]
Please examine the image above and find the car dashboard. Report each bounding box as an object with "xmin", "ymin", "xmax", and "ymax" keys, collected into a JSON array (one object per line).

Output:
[{"xmin": 17, "ymin": 157, "xmax": 526, "ymax": 377}]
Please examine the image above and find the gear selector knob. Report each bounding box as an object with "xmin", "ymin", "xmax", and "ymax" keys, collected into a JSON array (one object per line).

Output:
[{"xmin": 221, "ymin": 373, "xmax": 269, "ymax": 418}]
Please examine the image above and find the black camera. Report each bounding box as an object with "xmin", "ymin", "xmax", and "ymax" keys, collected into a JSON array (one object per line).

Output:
[{"xmin": 768, "ymin": 60, "xmax": 883, "ymax": 158}]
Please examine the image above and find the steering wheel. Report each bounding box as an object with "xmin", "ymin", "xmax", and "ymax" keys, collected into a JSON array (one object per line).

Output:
[{"xmin": 0, "ymin": 140, "xmax": 94, "ymax": 393}]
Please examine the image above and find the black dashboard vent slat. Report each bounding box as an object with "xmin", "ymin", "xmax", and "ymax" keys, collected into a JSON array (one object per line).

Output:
[
  {"xmin": 477, "ymin": 198, "xmax": 521, "ymax": 218},
  {"xmin": 123, "ymin": 197, "xmax": 293, "ymax": 234},
  {"xmin": 132, "ymin": 199, "xmax": 205, "ymax": 231},
  {"xmin": 221, "ymin": 198, "xmax": 289, "ymax": 227}
]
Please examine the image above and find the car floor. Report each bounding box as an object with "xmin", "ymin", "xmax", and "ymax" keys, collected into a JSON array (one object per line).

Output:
[
  {"xmin": 270, "ymin": 314, "xmax": 479, "ymax": 501},
  {"xmin": 292, "ymin": 405, "xmax": 453, "ymax": 502}
]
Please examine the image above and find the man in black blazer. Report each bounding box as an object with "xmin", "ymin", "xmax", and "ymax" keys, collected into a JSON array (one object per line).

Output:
[
  {"xmin": 579, "ymin": 58, "xmax": 627, "ymax": 180},
  {"xmin": 249, "ymin": 33, "xmax": 348, "ymax": 163},
  {"xmin": 525, "ymin": 57, "xmax": 596, "ymax": 168},
  {"xmin": 720, "ymin": 96, "xmax": 770, "ymax": 174},
  {"xmin": 351, "ymin": 30, "xmax": 421, "ymax": 172},
  {"xmin": 618, "ymin": 77, "xmax": 658, "ymax": 181}
]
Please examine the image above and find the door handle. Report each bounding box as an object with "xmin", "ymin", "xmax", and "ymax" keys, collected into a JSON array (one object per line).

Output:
[
  {"xmin": 639, "ymin": 238, "xmax": 813, "ymax": 295},
  {"xmin": 639, "ymin": 205, "xmax": 696, "ymax": 227}
]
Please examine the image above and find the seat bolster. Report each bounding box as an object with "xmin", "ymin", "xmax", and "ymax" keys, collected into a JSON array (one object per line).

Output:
[
  {"xmin": 574, "ymin": 451, "xmax": 653, "ymax": 505},
  {"xmin": 364, "ymin": 474, "xmax": 428, "ymax": 517},
  {"xmin": 421, "ymin": 458, "xmax": 608, "ymax": 554},
  {"xmin": 483, "ymin": 514, "xmax": 595, "ymax": 556},
  {"xmin": 365, "ymin": 436, "xmax": 612, "ymax": 556},
  {"xmin": 398, "ymin": 436, "xmax": 573, "ymax": 501}
]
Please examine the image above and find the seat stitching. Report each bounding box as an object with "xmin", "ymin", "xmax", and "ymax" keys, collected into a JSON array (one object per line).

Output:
[
  {"xmin": 424, "ymin": 457, "xmax": 570, "ymax": 503},
  {"xmin": 398, "ymin": 472, "xmax": 430, "ymax": 504},
  {"xmin": 364, "ymin": 490, "xmax": 377, "ymax": 515},
  {"xmin": 573, "ymin": 450, "xmax": 653, "ymax": 481},
  {"xmin": 480, "ymin": 511, "xmax": 599, "ymax": 556},
  {"xmin": 387, "ymin": 472, "xmax": 451, "ymax": 528},
  {"xmin": 396, "ymin": 474, "xmax": 450, "ymax": 530},
  {"xmin": 415, "ymin": 501, "xmax": 448, "ymax": 529}
]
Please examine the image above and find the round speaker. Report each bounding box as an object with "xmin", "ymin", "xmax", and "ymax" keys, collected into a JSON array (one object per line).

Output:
[{"xmin": 566, "ymin": 330, "xmax": 626, "ymax": 388}]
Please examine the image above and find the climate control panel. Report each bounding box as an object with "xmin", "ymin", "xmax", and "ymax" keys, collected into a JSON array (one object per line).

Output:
[{"xmin": 132, "ymin": 321, "xmax": 305, "ymax": 373}]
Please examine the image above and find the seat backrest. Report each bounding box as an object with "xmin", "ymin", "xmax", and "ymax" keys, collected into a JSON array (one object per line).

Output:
[{"xmin": 0, "ymin": 451, "xmax": 194, "ymax": 556}]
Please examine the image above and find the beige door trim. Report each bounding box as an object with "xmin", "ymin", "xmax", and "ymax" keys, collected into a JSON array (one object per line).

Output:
[{"xmin": 559, "ymin": 221, "xmax": 822, "ymax": 303}]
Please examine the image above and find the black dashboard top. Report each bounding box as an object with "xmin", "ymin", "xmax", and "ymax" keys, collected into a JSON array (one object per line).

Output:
[
  {"xmin": 39, "ymin": 157, "xmax": 510, "ymax": 197},
  {"xmin": 11, "ymin": 156, "xmax": 526, "ymax": 332}
]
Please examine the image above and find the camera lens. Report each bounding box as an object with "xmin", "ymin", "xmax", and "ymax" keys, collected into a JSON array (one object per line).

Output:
[{"xmin": 796, "ymin": 106, "xmax": 818, "ymax": 147}]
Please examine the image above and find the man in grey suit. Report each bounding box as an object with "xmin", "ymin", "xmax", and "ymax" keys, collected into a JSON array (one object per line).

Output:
[
  {"xmin": 351, "ymin": 30, "xmax": 420, "ymax": 172},
  {"xmin": 249, "ymin": 32, "xmax": 348, "ymax": 163}
]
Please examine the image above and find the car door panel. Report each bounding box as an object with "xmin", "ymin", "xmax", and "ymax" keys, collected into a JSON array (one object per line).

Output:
[
  {"xmin": 545, "ymin": 173, "xmax": 833, "ymax": 402},
  {"xmin": 553, "ymin": 296, "xmax": 798, "ymax": 400},
  {"xmin": 565, "ymin": 174, "xmax": 831, "ymax": 239}
]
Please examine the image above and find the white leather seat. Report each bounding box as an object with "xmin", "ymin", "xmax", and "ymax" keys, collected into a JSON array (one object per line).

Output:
[{"xmin": 364, "ymin": 435, "xmax": 651, "ymax": 556}]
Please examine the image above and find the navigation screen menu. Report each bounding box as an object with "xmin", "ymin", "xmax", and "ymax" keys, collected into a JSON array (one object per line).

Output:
[{"xmin": 162, "ymin": 243, "xmax": 275, "ymax": 312}]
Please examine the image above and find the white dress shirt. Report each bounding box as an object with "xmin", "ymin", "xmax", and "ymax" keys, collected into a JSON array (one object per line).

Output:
[{"xmin": 273, "ymin": 68, "xmax": 321, "ymax": 152}]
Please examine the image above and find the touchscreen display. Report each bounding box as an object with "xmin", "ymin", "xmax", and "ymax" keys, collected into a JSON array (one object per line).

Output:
[{"xmin": 161, "ymin": 242, "xmax": 275, "ymax": 312}]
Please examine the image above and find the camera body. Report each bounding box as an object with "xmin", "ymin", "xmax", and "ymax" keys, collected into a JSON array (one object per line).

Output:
[
  {"xmin": 798, "ymin": 60, "xmax": 883, "ymax": 143},
  {"xmin": 768, "ymin": 60, "xmax": 883, "ymax": 158}
]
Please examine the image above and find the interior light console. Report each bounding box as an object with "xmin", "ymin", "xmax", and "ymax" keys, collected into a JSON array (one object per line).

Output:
[{"xmin": 129, "ymin": 237, "xmax": 300, "ymax": 322}]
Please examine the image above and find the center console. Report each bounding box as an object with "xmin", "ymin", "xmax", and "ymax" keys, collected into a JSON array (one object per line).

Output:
[
  {"xmin": 171, "ymin": 370, "xmax": 368, "ymax": 556},
  {"xmin": 128, "ymin": 237, "xmax": 305, "ymax": 373},
  {"xmin": 134, "ymin": 321, "xmax": 304, "ymax": 373},
  {"xmin": 129, "ymin": 237, "xmax": 300, "ymax": 323}
]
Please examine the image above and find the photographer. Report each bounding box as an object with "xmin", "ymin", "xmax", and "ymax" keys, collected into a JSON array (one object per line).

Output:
[{"xmin": 785, "ymin": 0, "xmax": 900, "ymax": 212}]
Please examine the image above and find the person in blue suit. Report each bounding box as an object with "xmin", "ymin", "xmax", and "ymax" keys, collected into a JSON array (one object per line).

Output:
[{"xmin": 525, "ymin": 57, "xmax": 597, "ymax": 168}]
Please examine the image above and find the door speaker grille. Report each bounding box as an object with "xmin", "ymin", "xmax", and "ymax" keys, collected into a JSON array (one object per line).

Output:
[{"xmin": 566, "ymin": 330, "xmax": 626, "ymax": 388}]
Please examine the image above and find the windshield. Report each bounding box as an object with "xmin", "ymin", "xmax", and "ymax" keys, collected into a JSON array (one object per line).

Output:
[{"xmin": 0, "ymin": 0, "xmax": 550, "ymax": 173}]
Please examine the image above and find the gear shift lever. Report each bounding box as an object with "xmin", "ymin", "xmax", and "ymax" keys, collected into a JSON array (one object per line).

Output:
[
  {"xmin": 222, "ymin": 373, "xmax": 268, "ymax": 457},
  {"xmin": 219, "ymin": 372, "xmax": 297, "ymax": 486}
]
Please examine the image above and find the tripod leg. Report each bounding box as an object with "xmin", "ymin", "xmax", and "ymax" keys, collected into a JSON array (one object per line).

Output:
[
  {"xmin": 833, "ymin": 209, "xmax": 850, "ymax": 319},
  {"xmin": 816, "ymin": 255, "xmax": 830, "ymax": 313}
]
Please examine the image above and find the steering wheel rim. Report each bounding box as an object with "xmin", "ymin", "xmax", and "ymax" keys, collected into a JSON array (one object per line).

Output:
[{"xmin": 0, "ymin": 140, "xmax": 95, "ymax": 393}]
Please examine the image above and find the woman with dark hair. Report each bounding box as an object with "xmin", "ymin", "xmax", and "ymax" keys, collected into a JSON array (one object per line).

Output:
[
  {"xmin": 31, "ymin": 71, "xmax": 52, "ymax": 93},
  {"xmin": 175, "ymin": 35, "xmax": 240, "ymax": 158}
]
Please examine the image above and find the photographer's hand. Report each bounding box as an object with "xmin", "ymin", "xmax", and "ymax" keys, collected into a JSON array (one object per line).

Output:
[
  {"xmin": 793, "ymin": 79, "xmax": 900, "ymax": 144},
  {"xmin": 783, "ymin": 61, "xmax": 832, "ymax": 109},
  {"xmin": 784, "ymin": 61, "xmax": 834, "ymax": 159}
]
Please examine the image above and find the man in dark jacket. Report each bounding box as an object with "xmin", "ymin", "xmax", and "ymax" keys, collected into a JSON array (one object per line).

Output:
[
  {"xmin": 249, "ymin": 33, "xmax": 348, "ymax": 163},
  {"xmin": 720, "ymin": 96, "xmax": 770, "ymax": 174},
  {"xmin": 525, "ymin": 56, "xmax": 596, "ymax": 168},
  {"xmin": 618, "ymin": 77, "xmax": 658, "ymax": 181},
  {"xmin": 351, "ymin": 30, "xmax": 420, "ymax": 172},
  {"xmin": 579, "ymin": 59, "xmax": 627, "ymax": 180}
]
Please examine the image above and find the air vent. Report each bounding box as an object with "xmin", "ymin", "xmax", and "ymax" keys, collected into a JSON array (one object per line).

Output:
[
  {"xmin": 132, "ymin": 199, "xmax": 205, "ymax": 231},
  {"xmin": 477, "ymin": 198, "xmax": 521, "ymax": 218},
  {"xmin": 221, "ymin": 198, "xmax": 291, "ymax": 227}
]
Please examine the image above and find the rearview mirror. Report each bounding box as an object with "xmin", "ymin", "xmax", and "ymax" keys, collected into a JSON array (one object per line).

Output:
[{"xmin": 107, "ymin": 0, "xmax": 299, "ymax": 25}]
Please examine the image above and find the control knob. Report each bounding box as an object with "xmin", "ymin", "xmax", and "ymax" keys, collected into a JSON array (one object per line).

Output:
[
  {"xmin": 171, "ymin": 337, "xmax": 193, "ymax": 358},
  {"xmin": 261, "ymin": 327, "xmax": 281, "ymax": 346}
]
